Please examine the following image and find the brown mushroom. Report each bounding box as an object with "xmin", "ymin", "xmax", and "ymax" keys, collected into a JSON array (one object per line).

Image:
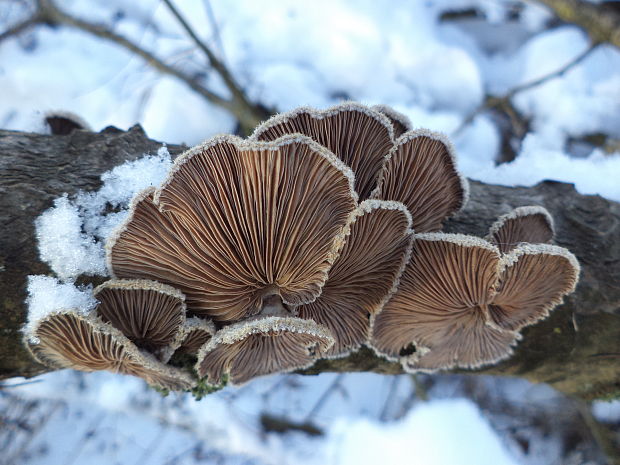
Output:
[
  {"xmin": 177, "ymin": 317, "xmax": 216, "ymax": 355},
  {"xmin": 26, "ymin": 310, "xmax": 195, "ymax": 390},
  {"xmin": 296, "ymin": 199, "xmax": 413, "ymax": 357},
  {"xmin": 371, "ymin": 130, "xmax": 469, "ymax": 232},
  {"xmin": 487, "ymin": 206, "xmax": 555, "ymax": 254},
  {"xmin": 250, "ymin": 102, "xmax": 394, "ymax": 199},
  {"xmin": 371, "ymin": 104, "xmax": 412, "ymax": 138},
  {"xmin": 107, "ymin": 134, "xmax": 357, "ymax": 322},
  {"xmin": 195, "ymin": 316, "xmax": 334, "ymax": 385},
  {"xmin": 371, "ymin": 233, "xmax": 579, "ymax": 371},
  {"xmin": 93, "ymin": 279, "xmax": 186, "ymax": 361}
]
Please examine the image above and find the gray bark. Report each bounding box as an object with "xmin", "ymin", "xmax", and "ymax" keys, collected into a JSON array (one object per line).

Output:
[{"xmin": 1, "ymin": 126, "xmax": 618, "ymax": 400}]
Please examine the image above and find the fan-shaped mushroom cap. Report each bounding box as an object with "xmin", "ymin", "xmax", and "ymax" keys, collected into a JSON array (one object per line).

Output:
[
  {"xmin": 296, "ymin": 199, "xmax": 413, "ymax": 357},
  {"xmin": 371, "ymin": 105, "xmax": 412, "ymax": 138},
  {"xmin": 250, "ymin": 102, "xmax": 394, "ymax": 199},
  {"xmin": 177, "ymin": 317, "xmax": 216, "ymax": 355},
  {"xmin": 488, "ymin": 206, "xmax": 555, "ymax": 254},
  {"xmin": 94, "ymin": 279, "xmax": 186, "ymax": 361},
  {"xmin": 371, "ymin": 232, "xmax": 579, "ymax": 371},
  {"xmin": 490, "ymin": 244, "xmax": 580, "ymax": 331},
  {"xmin": 371, "ymin": 130, "xmax": 469, "ymax": 232},
  {"xmin": 27, "ymin": 311, "xmax": 195, "ymax": 391},
  {"xmin": 196, "ymin": 316, "xmax": 334, "ymax": 385},
  {"xmin": 108, "ymin": 134, "xmax": 357, "ymax": 322}
]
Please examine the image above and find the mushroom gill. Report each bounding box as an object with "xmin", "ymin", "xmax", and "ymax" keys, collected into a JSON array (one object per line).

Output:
[
  {"xmin": 196, "ymin": 316, "xmax": 334, "ymax": 385},
  {"xmin": 94, "ymin": 279, "xmax": 186, "ymax": 361},
  {"xmin": 108, "ymin": 134, "xmax": 357, "ymax": 322},
  {"xmin": 372, "ymin": 104, "xmax": 412, "ymax": 138},
  {"xmin": 27, "ymin": 311, "xmax": 195, "ymax": 391},
  {"xmin": 371, "ymin": 130, "xmax": 468, "ymax": 232},
  {"xmin": 296, "ymin": 199, "xmax": 413, "ymax": 357},
  {"xmin": 487, "ymin": 206, "xmax": 555, "ymax": 254},
  {"xmin": 176, "ymin": 317, "xmax": 216, "ymax": 355},
  {"xmin": 250, "ymin": 102, "xmax": 394, "ymax": 199},
  {"xmin": 371, "ymin": 232, "xmax": 579, "ymax": 371}
]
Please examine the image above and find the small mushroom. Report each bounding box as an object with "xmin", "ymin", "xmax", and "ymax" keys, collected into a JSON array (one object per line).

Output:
[
  {"xmin": 176, "ymin": 317, "xmax": 216, "ymax": 355},
  {"xmin": 26, "ymin": 310, "xmax": 195, "ymax": 390},
  {"xmin": 108, "ymin": 134, "xmax": 357, "ymax": 322},
  {"xmin": 296, "ymin": 199, "xmax": 413, "ymax": 357},
  {"xmin": 371, "ymin": 130, "xmax": 469, "ymax": 232},
  {"xmin": 371, "ymin": 232, "xmax": 579, "ymax": 371},
  {"xmin": 371, "ymin": 104, "xmax": 412, "ymax": 138},
  {"xmin": 94, "ymin": 279, "xmax": 186, "ymax": 361},
  {"xmin": 487, "ymin": 206, "xmax": 554, "ymax": 254},
  {"xmin": 250, "ymin": 102, "xmax": 394, "ymax": 199},
  {"xmin": 195, "ymin": 316, "xmax": 334, "ymax": 385}
]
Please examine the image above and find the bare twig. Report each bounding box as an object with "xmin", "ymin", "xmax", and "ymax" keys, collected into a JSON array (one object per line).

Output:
[
  {"xmin": 2, "ymin": 0, "xmax": 269, "ymax": 134},
  {"xmin": 453, "ymin": 43, "xmax": 598, "ymax": 137},
  {"xmin": 0, "ymin": 14, "xmax": 40, "ymax": 44},
  {"xmin": 202, "ymin": 0, "xmax": 226, "ymax": 63},
  {"xmin": 304, "ymin": 374, "xmax": 346, "ymax": 422},
  {"xmin": 162, "ymin": 0, "xmax": 270, "ymax": 132}
]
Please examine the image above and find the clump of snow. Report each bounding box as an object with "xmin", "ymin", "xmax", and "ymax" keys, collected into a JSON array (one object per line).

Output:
[
  {"xmin": 24, "ymin": 276, "xmax": 97, "ymax": 342},
  {"xmin": 592, "ymin": 400, "xmax": 620, "ymax": 424},
  {"xmin": 35, "ymin": 195, "xmax": 107, "ymax": 281},
  {"xmin": 322, "ymin": 398, "xmax": 518, "ymax": 465},
  {"xmin": 462, "ymin": 133, "xmax": 620, "ymax": 201},
  {"xmin": 34, "ymin": 147, "xmax": 173, "ymax": 281},
  {"xmin": 513, "ymin": 28, "xmax": 620, "ymax": 141}
]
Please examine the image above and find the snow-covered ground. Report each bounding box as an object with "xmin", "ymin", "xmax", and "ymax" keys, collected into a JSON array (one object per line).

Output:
[{"xmin": 1, "ymin": 0, "xmax": 619, "ymax": 464}]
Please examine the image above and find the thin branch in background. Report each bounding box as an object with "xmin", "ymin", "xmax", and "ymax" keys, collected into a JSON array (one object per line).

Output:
[
  {"xmin": 379, "ymin": 376, "xmax": 400, "ymax": 421},
  {"xmin": 202, "ymin": 0, "xmax": 227, "ymax": 64},
  {"xmin": 304, "ymin": 374, "xmax": 346, "ymax": 423},
  {"xmin": 452, "ymin": 43, "xmax": 599, "ymax": 137},
  {"xmin": 0, "ymin": 0, "xmax": 269, "ymax": 134},
  {"xmin": 161, "ymin": 0, "xmax": 268, "ymax": 131},
  {"xmin": 0, "ymin": 14, "xmax": 40, "ymax": 43}
]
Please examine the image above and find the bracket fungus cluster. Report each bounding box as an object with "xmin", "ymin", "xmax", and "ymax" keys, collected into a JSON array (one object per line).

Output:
[{"xmin": 25, "ymin": 102, "xmax": 580, "ymax": 390}]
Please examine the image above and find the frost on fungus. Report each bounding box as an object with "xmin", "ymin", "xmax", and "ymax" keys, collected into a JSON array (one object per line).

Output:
[{"xmin": 26, "ymin": 102, "xmax": 580, "ymax": 391}]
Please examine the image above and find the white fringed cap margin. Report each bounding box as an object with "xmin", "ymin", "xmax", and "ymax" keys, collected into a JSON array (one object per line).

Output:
[
  {"xmin": 93, "ymin": 278, "xmax": 188, "ymax": 362},
  {"xmin": 248, "ymin": 101, "xmax": 396, "ymax": 143},
  {"xmin": 24, "ymin": 308, "xmax": 196, "ymax": 391},
  {"xmin": 372, "ymin": 129, "xmax": 470, "ymax": 212},
  {"xmin": 195, "ymin": 316, "xmax": 334, "ymax": 385}
]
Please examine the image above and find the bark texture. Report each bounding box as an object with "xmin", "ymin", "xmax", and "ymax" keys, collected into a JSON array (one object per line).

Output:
[{"xmin": 1, "ymin": 126, "xmax": 618, "ymax": 400}]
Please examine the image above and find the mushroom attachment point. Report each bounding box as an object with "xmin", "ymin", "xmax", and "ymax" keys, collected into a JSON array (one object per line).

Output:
[
  {"xmin": 26, "ymin": 311, "xmax": 196, "ymax": 391},
  {"xmin": 370, "ymin": 232, "xmax": 579, "ymax": 372},
  {"xmin": 94, "ymin": 279, "xmax": 187, "ymax": 361},
  {"xmin": 196, "ymin": 316, "xmax": 334, "ymax": 385},
  {"xmin": 108, "ymin": 134, "xmax": 357, "ymax": 322}
]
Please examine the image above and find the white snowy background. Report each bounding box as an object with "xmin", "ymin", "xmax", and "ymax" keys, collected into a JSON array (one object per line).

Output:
[{"xmin": 1, "ymin": 0, "xmax": 619, "ymax": 464}]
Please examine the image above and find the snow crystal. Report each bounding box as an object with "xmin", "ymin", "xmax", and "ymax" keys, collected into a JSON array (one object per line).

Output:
[
  {"xmin": 24, "ymin": 276, "xmax": 97, "ymax": 342},
  {"xmin": 35, "ymin": 147, "xmax": 173, "ymax": 280},
  {"xmin": 35, "ymin": 195, "xmax": 107, "ymax": 281}
]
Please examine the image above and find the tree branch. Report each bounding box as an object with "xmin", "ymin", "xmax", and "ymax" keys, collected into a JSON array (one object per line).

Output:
[
  {"xmin": 0, "ymin": 0, "xmax": 271, "ymax": 134},
  {"xmin": 161, "ymin": 0, "xmax": 261, "ymax": 131},
  {"xmin": 453, "ymin": 43, "xmax": 598, "ymax": 139},
  {"xmin": 535, "ymin": 0, "xmax": 620, "ymax": 49},
  {"xmin": 1, "ymin": 126, "xmax": 619, "ymax": 401}
]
